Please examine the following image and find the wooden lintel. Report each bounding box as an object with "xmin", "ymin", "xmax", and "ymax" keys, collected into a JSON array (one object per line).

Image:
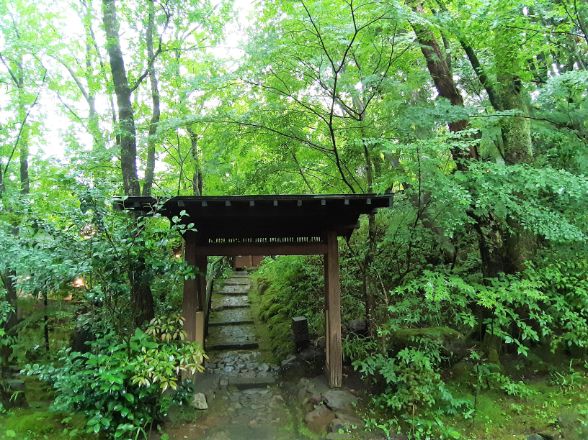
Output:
[{"xmin": 195, "ymin": 243, "xmax": 328, "ymax": 256}]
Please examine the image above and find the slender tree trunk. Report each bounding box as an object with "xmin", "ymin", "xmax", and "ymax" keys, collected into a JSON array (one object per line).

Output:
[
  {"xmin": 102, "ymin": 0, "xmax": 154, "ymax": 325},
  {"xmin": 361, "ymin": 129, "xmax": 377, "ymax": 336},
  {"xmin": 102, "ymin": 0, "xmax": 140, "ymax": 196},
  {"xmin": 43, "ymin": 291, "xmax": 50, "ymax": 352},
  {"xmin": 82, "ymin": 0, "xmax": 104, "ymax": 149},
  {"xmin": 187, "ymin": 127, "xmax": 203, "ymax": 196},
  {"xmin": 348, "ymin": 89, "xmax": 378, "ymax": 336},
  {"xmin": 0, "ymin": 271, "xmax": 17, "ymax": 371},
  {"xmin": 0, "ymin": 162, "xmax": 4, "ymax": 196},
  {"xmin": 0, "ymin": 60, "xmax": 26, "ymax": 372},
  {"xmin": 142, "ymin": 0, "xmax": 160, "ymax": 197},
  {"xmin": 17, "ymin": 78, "xmax": 30, "ymax": 195}
]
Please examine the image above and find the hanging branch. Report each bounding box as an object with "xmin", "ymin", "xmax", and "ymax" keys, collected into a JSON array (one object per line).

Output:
[{"xmin": 0, "ymin": 53, "xmax": 21, "ymax": 87}]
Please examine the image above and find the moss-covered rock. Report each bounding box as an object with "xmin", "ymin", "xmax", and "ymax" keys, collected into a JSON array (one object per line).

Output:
[{"xmin": 558, "ymin": 408, "xmax": 588, "ymax": 440}]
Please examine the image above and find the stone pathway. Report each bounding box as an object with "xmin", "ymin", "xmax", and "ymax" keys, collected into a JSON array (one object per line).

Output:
[
  {"xmin": 164, "ymin": 270, "xmax": 374, "ymax": 440},
  {"xmin": 164, "ymin": 271, "xmax": 297, "ymax": 439},
  {"xmin": 205, "ymin": 270, "xmax": 279, "ymax": 386},
  {"xmin": 166, "ymin": 384, "xmax": 299, "ymax": 440}
]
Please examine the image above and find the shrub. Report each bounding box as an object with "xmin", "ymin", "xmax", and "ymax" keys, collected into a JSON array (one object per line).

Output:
[
  {"xmin": 355, "ymin": 338, "xmax": 469, "ymax": 439},
  {"xmin": 23, "ymin": 315, "xmax": 205, "ymax": 439}
]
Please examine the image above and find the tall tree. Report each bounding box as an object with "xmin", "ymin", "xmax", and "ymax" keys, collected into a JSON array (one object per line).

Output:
[
  {"xmin": 0, "ymin": 0, "xmax": 47, "ymax": 369},
  {"xmin": 102, "ymin": 0, "xmax": 153, "ymax": 325},
  {"xmin": 102, "ymin": 0, "xmax": 141, "ymax": 197},
  {"xmin": 142, "ymin": 0, "xmax": 162, "ymax": 197}
]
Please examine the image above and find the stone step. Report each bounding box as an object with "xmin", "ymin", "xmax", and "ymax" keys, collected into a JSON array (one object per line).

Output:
[
  {"xmin": 209, "ymin": 307, "xmax": 254, "ymax": 326},
  {"xmin": 230, "ymin": 271, "xmax": 250, "ymax": 278},
  {"xmin": 215, "ymin": 284, "xmax": 250, "ymax": 295},
  {"xmin": 228, "ymin": 374, "xmax": 276, "ymax": 388},
  {"xmin": 207, "ymin": 349, "xmax": 265, "ymax": 364},
  {"xmin": 223, "ymin": 278, "xmax": 251, "ymax": 286},
  {"xmin": 211, "ymin": 295, "xmax": 250, "ymax": 310},
  {"xmin": 207, "ymin": 341, "xmax": 259, "ymax": 351},
  {"xmin": 207, "ymin": 323, "xmax": 258, "ymax": 349},
  {"xmin": 209, "ymin": 319, "xmax": 254, "ymax": 327}
]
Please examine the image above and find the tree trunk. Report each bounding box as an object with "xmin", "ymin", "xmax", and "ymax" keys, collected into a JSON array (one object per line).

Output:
[
  {"xmin": 82, "ymin": 0, "xmax": 104, "ymax": 150},
  {"xmin": 0, "ymin": 271, "xmax": 18, "ymax": 371},
  {"xmin": 493, "ymin": 21, "xmax": 533, "ymax": 165},
  {"xmin": 493, "ymin": 15, "xmax": 535, "ymax": 273},
  {"xmin": 102, "ymin": 0, "xmax": 140, "ymax": 196},
  {"xmin": 410, "ymin": 12, "xmax": 477, "ymax": 167},
  {"xmin": 142, "ymin": 0, "xmax": 160, "ymax": 197},
  {"xmin": 102, "ymin": 0, "xmax": 154, "ymax": 325},
  {"xmin": 17, "ymin": 79, "xmax": 30, "ymax": 195},
  {"xmin": 130, "ymin": 253, "xmax": 155, "ymax": 326},
  {"xmin": 362, "ymin": 136, "xmax": 377, "ymax": 337},
  {"xmin": 188, "ymin": 127, "xmax": 203, "ymax": 196},
  {"xmin": 0, "ymin": 161, "xmax": 4, "ymax": 196}
]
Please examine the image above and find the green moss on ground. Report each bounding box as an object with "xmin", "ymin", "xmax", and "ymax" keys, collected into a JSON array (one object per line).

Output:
[
  {"xmin": 446, "ymin": 365, "xmax": 588, "ymax": 439},
  {"xmin": 0, "ymin": 379, "xmax": 91, "ymax": 440},
  {"xmin": 248, "ymin": 279, "xmax": 287, "ymax": 363},
  {"xmin": 0, "ymin": 408, "xmax": 92, "ymax": 440}
]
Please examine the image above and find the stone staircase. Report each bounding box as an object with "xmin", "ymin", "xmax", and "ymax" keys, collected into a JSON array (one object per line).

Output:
[{"xmin": 205, "ymin": 270, "xmax": 278, "ymax": 387}]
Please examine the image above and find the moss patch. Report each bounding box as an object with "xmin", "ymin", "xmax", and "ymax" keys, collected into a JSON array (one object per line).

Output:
[
  {"xmin": 446, "ymin": 367, "xmax": 588, "ymax": 439},
  {"xmin": 0, "ymin": 407, "xmax": 92, "ymax": 440}
]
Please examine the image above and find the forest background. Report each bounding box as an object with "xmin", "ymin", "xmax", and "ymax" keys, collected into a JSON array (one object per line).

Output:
[{"xmin": 0, "ymin": 0, "xmax": 587, "ymax": 438}]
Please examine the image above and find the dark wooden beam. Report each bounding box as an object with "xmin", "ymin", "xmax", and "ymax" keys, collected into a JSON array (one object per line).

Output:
[{"xmin": 196, "ymin": 242, "xmax": 328, "ymax": 256}]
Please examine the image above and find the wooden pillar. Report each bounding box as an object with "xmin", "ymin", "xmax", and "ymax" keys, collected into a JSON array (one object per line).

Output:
[
  {"xmin": 324, "ymin": 230, "xmax": 342, "ymax": 388},
  {"xmin": 195, "ymin": 255, "xmax": 207, "ymax": 345},
  {"xmin": 182, "ymin": 237, "xmax": 207, "ymax": 346}
]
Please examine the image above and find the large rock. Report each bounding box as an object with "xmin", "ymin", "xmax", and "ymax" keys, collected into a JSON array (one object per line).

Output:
[
  {"xmin": 304, "ymin": 404, "xmax": 336, "ymax": 433},
  {"xmin": 191, "ymin": 392, "xmax": 208, "ymax": 410},
  {"xmin": 329, "ymin": 412, "xmax": 363, "ymax": 433},
  {"xmin": 558, "ymin": 408, "xmax": 588, "ymax": 440},
  {"xmin": 346, "ymin": 319, "xmax": 367, "ymax": 335},
  {"xmin": 323, "ymin": 389, "xmax": 358, "ymax": 412}
]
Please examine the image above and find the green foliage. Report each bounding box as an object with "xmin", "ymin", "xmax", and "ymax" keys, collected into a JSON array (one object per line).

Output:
[
  {"xmin": 253, "ymin": 256, "xmax": 324, "ymax": 358},
  {"xmin": 459, "ymin": 163, "xmax": 588, "ymax": 242},
  {"xmin": 0, "ymin": 290, "xmax": 14, "ymax": 353},
  {"xmin": 343, "ymin": 334, "xmax": 379, "ymax": 363},
  {"xmin": 22, "ymin": 315, "xmax": 205, "ymax": 439},
  {"xmin": 381, "ymin": 266, "xmax": 588, "ymax": 356},
  {"xmin": 527, "ymin": 259, "xmax": 588, "ymax": 350},
  {"xmin": 356, "ymin": 338, "xmax": 469, "ymax": 439},
  {"xmin": 0, "ymin": 0, "xmax": 587, "ymax": 438}
]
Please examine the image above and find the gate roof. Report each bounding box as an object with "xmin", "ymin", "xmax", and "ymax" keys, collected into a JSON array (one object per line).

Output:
[{"xmin": 117, "ymin": 194, "xmax": 391, "ymax": 242}]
